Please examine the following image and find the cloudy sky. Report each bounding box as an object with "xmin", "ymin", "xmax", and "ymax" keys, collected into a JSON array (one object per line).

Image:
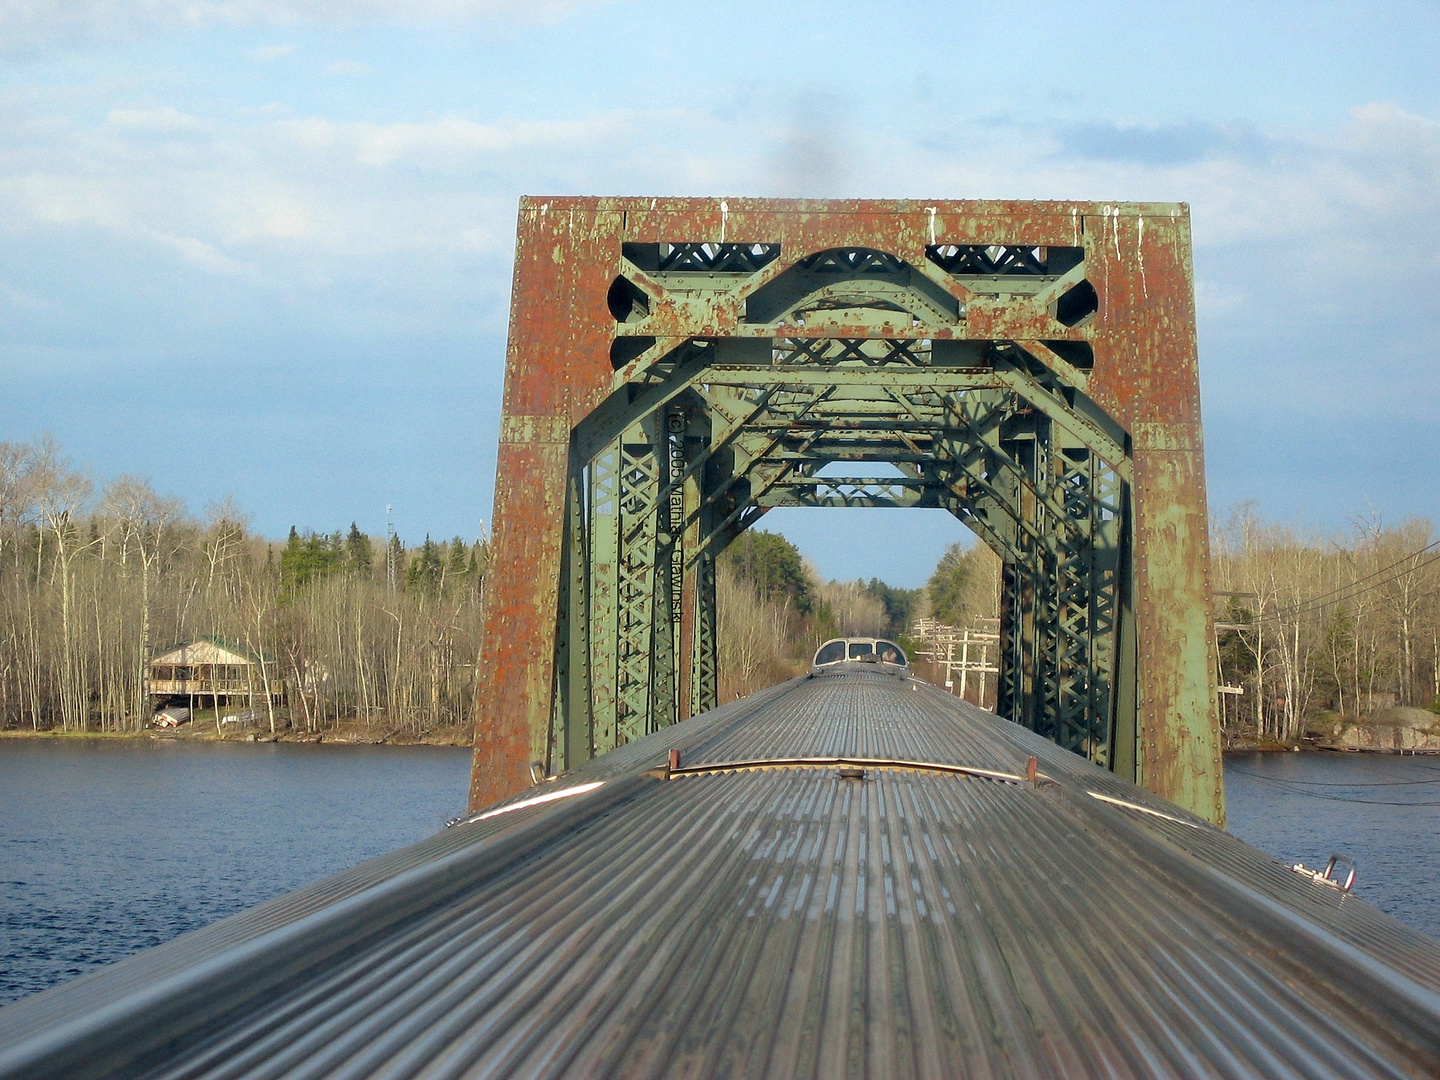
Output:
[{"xmin": 1, "ymin": 1, "xmax": 1436, "ymax": 586}]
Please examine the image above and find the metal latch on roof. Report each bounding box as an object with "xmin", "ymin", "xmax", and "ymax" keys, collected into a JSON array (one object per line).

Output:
[{"xmin": 1292, "ymin": 854, "xmax": 1357, "ymax": 893}]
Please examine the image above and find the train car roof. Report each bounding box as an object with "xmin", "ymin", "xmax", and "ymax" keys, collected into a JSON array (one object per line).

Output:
[{"xmin": 4, "ymin": 667, "xmax": 1440, "ymax": 1078}]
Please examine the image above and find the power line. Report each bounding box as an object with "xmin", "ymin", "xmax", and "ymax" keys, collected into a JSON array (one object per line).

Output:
[
  {"xmin": 1270, "ymin": 536, "xmax": 1440, "ymax": 617},
  {"xmin": 1228, "ymin": 766, "xmax": 1440, "ymax": 805},
  {"xmin": 1284, "ymin": 791, "xmax": 1440, "ymax": 806},
  {"xmin": 1219, "ymin": 539, "xmax": 1440, "ymax": 630},
  {"xmin": 1228, "ymin": 766, "xmax": 1440, "ymax": 788},
  {"xmin": 1218, "ymin": 537, "xmax": 1437, "ymax": 618},
  {"xmin": 1269, "ymin": 553, "xmax": 1440, "ymax": 625}
]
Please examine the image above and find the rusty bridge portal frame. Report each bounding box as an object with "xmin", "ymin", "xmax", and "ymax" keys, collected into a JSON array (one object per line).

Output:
[{"xmin": 470, "ymin": 199, "xmax": 1224, "ymax": 824}]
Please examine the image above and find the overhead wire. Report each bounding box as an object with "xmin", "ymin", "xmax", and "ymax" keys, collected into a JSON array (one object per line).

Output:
[
  {"xmin": 1227, "ymin": 764, "xmax": 1440, "ymax": 805},
  {"xmin": 1269, "ymin": 552, "xmax": 1440, "ymax": 624},
  {"xmin": 1217, "ymin": 538, "xmax": 1440, "ymax": 631},
  {"xmin": 1258, "ymin": 790, "xmax": 1440, "ymax": 806},
  {"xmin": 1227, "ymin": 765, "xmax": 1440, "ymax": 788},
  {"xmin": 1248, "ymin": 554, "xmax": 1439, "ymax": 627},
  {"xmin": 1274, "ymin": 535, "xmax": 1440, "ymax": 613}
]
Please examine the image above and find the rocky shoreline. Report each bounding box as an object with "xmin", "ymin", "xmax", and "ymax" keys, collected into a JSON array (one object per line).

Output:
[
  {"xmin": 1225, "ymin": 706, "xmax": 1440, "ymax": 755},
  {"xmin": 1307, "ymin": 707, "xmax": 1440, "ymax": 753}
]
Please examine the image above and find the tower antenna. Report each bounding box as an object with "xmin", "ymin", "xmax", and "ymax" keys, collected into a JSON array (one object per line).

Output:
[{"xmin": 386, "ymin": 504, "xmax": 396, "ymax": 593}]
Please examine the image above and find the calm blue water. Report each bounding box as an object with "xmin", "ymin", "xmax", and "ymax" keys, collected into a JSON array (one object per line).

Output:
[
  {"xmin": 0, "ymin": 740, "xmax": 471, "ymax": 1005},
  {"xmin": 1, "ymin": 744, "xmax": 1437, "ymax": 1007},
  {"xmin": 1224, "ymin": 751, "xmax": 1440, "ymax": 939}
]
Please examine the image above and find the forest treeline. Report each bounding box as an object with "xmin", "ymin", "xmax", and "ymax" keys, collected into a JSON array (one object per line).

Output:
[
  {"xmin": 716, "ymin": 530, "xmax": 999, "ymax": 701},
  {"xmin": 2, "ymin": 435, "xmax": 1432, "ymax": 742},
  {"xmin": 0, "ymin": 436, "xmax": 487, "ymax": 735},
  {"xmin": 719, "ymin": 508, "xmax": 1440, "ymax": 746},
  {"xmin": 0, "ymin": 433, "xmax": 1001, "ymax": 735},
  {"xmin": 1212, "ymin": 506, "xmax": 1440, "ymax": 743}
]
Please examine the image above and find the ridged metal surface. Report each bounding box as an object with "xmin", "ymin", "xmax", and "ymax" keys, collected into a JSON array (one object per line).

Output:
[{"xmin": 4, "ymin": 668, "xmax": 1440, "ymax": 1078}]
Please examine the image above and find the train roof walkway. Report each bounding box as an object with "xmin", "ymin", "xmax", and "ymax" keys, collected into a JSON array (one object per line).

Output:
[{"xmin": 3, "ymin": 666, "xmax": 1440, "ymax": 1078}]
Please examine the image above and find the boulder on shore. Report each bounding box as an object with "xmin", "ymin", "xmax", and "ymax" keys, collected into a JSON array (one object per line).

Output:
[{"xmin": 1316, "ymin": 706, "xmax": 1440, "ymax": 752}]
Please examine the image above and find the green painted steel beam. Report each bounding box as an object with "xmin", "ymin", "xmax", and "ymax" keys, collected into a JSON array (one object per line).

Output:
[{"xmin": 558, "ymin": 321, "xmax": 1132, "ymax": 783}]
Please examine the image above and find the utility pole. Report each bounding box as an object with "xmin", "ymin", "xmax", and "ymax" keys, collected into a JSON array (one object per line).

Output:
[
  {"xmin": 1214, "ymin": 591, "xmax": 1260, "ymax": 739},
  {"xmin": 958, "ymin": 629, "xmax": 971, "ymax": 701},
  {"xmin": 918, "ymin": 621, "xmax": 998, "ymax": 705}
]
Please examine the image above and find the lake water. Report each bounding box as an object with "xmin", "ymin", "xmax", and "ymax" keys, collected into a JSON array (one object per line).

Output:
[
  {"xmin": 0, "ymin": 740, "xmax": 472, "ymax": 1005},
  {"xmin": 1223, "ymin": 750, "xmax": 1440, "ymax": 938},
  {"xmin": 2, "ymin": 742, "xmax": 1438, "ymax": 1007}
]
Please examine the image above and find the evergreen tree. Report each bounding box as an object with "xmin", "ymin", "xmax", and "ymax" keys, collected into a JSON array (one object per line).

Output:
[
  {"xmin": 344, "ymin": 523, "xmax": 374, "ymax": 577},
  {"xmin": 406, "ymin": 535, "xmax": 444, "ymax": 594},
  {"xmin": 724, "ymin": 530, "xmax": 811, "ymax": 611},
  {"xmin": 863, "ymin": 577, "xmax": 921, "ymax": 636},
  {"xmin": 1217, "ymin": 598, "xmax": 1258, "ymax": 686},
  {"xmin": 280, "ymin": 526, "xmax": 344, "ymax": 592},
  {"xmin": 444, "ymin": 536, "xmax": 468, "ymax": 593},
  {"xmin": 927, "ymin": 542, "xmax": 981, "ymax": 626},
  {"xmin": 387, "ymin": 533, "xmax": 405, "ymax": 590},
  {"xmin": 279, "ymin": 526, "xmax": 303, "ymax": 592},
  {"xmin": 1312, "ymin": 606, "xmax": 1352, "ymax": 710}
]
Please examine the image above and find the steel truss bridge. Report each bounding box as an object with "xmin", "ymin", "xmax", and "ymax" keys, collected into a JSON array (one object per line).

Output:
[
  {"xmin": 471, "ymin": 199, "xmax": 1223, "ymax": 823},
  {"xmin": 9, "ymin": 200, "xmax": 1440, "ymax": 1080}
]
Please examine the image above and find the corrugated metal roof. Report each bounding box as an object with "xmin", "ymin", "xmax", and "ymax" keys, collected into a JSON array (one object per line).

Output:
[{"xmin": 4, "ymin": 667, "xmax": 1440, "ymax": 1078}]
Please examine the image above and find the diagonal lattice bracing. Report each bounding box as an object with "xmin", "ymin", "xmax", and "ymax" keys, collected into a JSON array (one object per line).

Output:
[
  {"xmin": 926, "ymin": 244, "xmax": 1084, "ymax": 278},
  {"xmin": 473, "ymin": 199, "xmax": 1222, "ymax": 826},
  {"xmin": 647, "ymin": 242, "xmax": 781, "ymax": 274},
  {"xmin": 796, "ymin": 248, "xmax": 909, "ymax": 275},
  {"xmin": 567, "ymin": 336, "xmax": 1130, "ymax": 769}
]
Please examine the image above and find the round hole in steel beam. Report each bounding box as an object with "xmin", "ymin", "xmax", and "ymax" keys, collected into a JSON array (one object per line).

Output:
[
  {"xmin": 607, "ymin": 275, "xmax": 651, "ymax": 323},
  {"xmin": 610, "ymin": 336, "xmax": 656, "ymax": 370},
  {"xmin": 1055, "ymin": 280, "xmax": 1099, "ymax": 328}
]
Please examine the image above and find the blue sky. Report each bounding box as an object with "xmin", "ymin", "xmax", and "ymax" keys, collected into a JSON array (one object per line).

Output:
[{"xmin": 1, "ymin": 1, "xmax": 1437, "ymax": 586}]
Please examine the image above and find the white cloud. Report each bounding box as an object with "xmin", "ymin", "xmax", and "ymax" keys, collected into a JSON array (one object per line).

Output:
[
  {"xmin": 325, "ymin": 59, "xmax": 370, "ymax": 76},
  {"xmin": 153, "ymin": 231, "xmax": 254, "ymax": 276},
  {"xmin": 105, "ymin": 106, "xmax": 211, "ymax": 134},
  {"xmin": 0, "ymin": 97, "xmax": 1429, "ymax": 259},
  {"xmin": 0, "ymin": 103, "xmax": 647, "ymax": 291},
  {"xmin": 0, "ymin": 0, "xmax": 607, "ymax": 55},
  {"xmin": 0, "ymin": 279, "xmax": 53, "ymax": 310},
  {"xmin": 315, "ymin": 114, "xmax": 639, "ymax": 167},
  {"xmin": 3, "ymin": 95, "xmax": 1435, "ymax": 278},
  {"xmin": 1193, "ymin": 278, "xmax": 1246, "ymax": 316},
  {"xmin": 0, "ymin": 73, "xmax": 1435, "ymax": 538},
  {"xmin": 0, "ymin": 87, "xmax": 1435, "ymax": 412},
  {"xmin": 251, "ymin": 43, "xmax": 293, "ymax": 60}
]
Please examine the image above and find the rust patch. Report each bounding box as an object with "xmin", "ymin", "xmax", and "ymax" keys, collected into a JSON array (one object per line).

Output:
[{"xmin": 470, "ymin": 198, "xmax": 1222, "ymax": 824}]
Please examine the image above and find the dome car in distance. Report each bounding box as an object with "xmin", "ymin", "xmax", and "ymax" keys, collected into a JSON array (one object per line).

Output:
[{"xmin": 812, "ymin": 637, "xmax": 908, "ymax": 671}]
